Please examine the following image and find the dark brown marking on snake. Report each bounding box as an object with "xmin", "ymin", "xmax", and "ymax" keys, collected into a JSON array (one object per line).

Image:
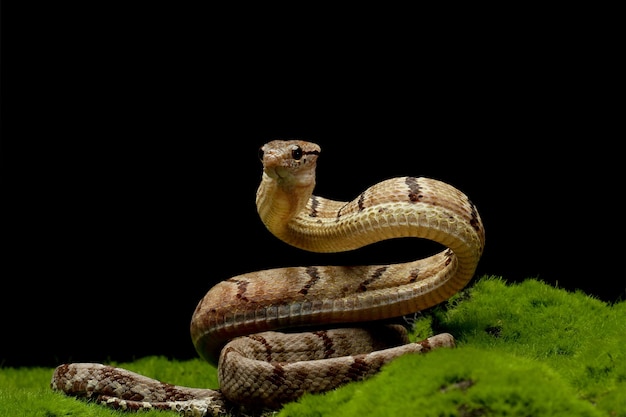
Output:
[
  {"xmin": 405, "ymin": 177, "xmax": 423, "ymax": 202},
  {"xmin": 164, "ymin": 384, "xmax": 198, "ymax": 402},
  {"xmin": 227, "ymin": 278, "xmax": 250, "ymax": 302},
  {"xmin": 469, "ymin": 200, "xmax": 481, "ymax": 233},
  {"xmin": 346, "ymin": 355, "xmax": 369, "ymax": 381},
  {"xmin": 309, "ymin": 195, "xmax": 319, "ymax": 217},
  {"xmin": 248, "ymin": 334, "xmax": 274, "ymax": 362},
  {"xmin": 299, "ymin": 266, "xmax": 321, "ymax": 295},
  {"xmin": 358, "ymin": 266, "xmax": 388, "ymax": 292},
  {"xmin": 444, "ymin": 248, "xmax": 454, "ymax": 266},
  {"xmin": 336, "ymin": 201, "xmax": 349, "ymax": 219},
  {"xmin": 357, "ymin": 192, "xmax": 366, "ymax": 211},
  {"xmin": 294, "ymin": 367, "xmax": 311, "ymax": 388},
  {"xmin": 418, "ymin": 337, "xmax": 432, "ymax": 352},
  {"xmin": 51, "ymin": 364, "xmax": 70, "ymax": 388},
  {"xmin": 407, "ymin": 268, "xmax": 420, "ymax": 283},
  {"xmin": 313, "ymin": 330, "xmax": 336, "ymax": 358},
  {"xmin": 268, "ymin": 363, "xmax": 287, "ymax": 387},
  {"xmin": 221, "ymin": 346, "xmax": 236, "ymax": 359}
]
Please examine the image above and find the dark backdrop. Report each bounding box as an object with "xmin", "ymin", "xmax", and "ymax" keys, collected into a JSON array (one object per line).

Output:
[{"xmin": 3, "ymin": 8, "xmax": 623, "ymax": 368}]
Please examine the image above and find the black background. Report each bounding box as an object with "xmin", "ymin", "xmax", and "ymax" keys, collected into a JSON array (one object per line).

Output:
[{"xmin": 3, "ymin": 6, "xmax": 623, "ymax": 368}]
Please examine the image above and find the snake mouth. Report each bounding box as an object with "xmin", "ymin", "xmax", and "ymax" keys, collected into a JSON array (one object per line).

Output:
[
  {"xmin": 262, "ymin": 166, "xmax": 285, "ymax": 181},
  {"xmin": 263, "ymin": 161, "xmax": 291, "ymax": 180}
]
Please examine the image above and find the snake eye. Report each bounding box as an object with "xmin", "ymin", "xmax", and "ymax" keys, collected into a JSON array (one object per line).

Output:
[
  {"xmin": 258, "ymin": 147, "xmax": 264, "ymax": 161},
  {"xmin": 291, "ymin": 146, "xmax": 303, "ymax": 161}
]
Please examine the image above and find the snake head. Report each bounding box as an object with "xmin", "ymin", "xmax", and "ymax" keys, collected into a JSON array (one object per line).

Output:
[{"xmin": 259, "ymin": 140, "xmax": 321, "ymax": 187}]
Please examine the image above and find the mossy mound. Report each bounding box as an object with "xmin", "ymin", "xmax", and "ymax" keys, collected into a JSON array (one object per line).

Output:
[
  {"xmin": 279, "ymin": 277, "xmax": 625, "ymax": 417},
  {"xmin": 280, "ymin": 348, "xmax": 602, "ymax": 417}
]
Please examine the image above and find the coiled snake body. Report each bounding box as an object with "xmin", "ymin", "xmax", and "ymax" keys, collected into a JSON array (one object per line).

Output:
[{"xmin": 52, "ymin": 140, "xmax": 485, "ymax": 415}]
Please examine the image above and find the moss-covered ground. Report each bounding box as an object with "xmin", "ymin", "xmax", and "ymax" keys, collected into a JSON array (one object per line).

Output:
[{"xmin": 2, "ymin": 276, "xmax": 624, "ymax": 416}]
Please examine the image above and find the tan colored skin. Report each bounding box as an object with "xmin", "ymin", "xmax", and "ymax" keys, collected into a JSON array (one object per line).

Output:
[{"xmin": 52, "ymin": 140, "xmax": 485, "ymax": 414}]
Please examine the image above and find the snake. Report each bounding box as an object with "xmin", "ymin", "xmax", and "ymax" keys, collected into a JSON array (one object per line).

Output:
[{"xmin": 51, "ymin": 140, "xmax": 485, "ymax": 416}]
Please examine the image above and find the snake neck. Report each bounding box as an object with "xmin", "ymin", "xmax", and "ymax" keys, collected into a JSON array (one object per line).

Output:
[{"xmin": 256, "ymin": 170, "xmax": 315, "ymax": 241}]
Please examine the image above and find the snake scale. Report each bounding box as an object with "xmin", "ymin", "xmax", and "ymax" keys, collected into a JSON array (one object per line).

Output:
[{"xmin": 51, "ymin": 140, "xmax": 485, "ymax": 416}]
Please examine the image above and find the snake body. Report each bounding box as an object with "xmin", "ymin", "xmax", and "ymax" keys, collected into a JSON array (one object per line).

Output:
[{"xmin": 52, "ymin": 140, "xmax": 485, "ymax": 415}]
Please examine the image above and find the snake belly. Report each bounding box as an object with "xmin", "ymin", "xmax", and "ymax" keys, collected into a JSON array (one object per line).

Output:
[{"xmin": 51, "ymin": 140, "xmax": 485, "ymax": 415}]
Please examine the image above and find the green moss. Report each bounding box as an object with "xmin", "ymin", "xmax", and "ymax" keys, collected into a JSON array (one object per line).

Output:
[
  {"xmin": 439, "ymin": 276, "xmax": 626, "ymax": 409},
  {"xmin": 279, "ymin": 277, "xmax": 626, "ymax": 417},
  {"xmin": 279, "ymin": 348, "xmax": 603, "ymax": 417},
  {"xmin": 108, "ymin": 355, "xmax": 220, "ymax": 390}
]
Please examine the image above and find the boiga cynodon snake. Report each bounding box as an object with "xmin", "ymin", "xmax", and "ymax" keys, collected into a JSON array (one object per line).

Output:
[{"xmin": 51, "ymin": 140, "xmax": 485, "ymax": 416}]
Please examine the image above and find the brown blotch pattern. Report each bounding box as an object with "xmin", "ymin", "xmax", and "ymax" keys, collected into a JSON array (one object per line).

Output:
[
  {"xmin": 418, "ymin": 337, "xmax": 432, "ymax": 352},
  {"xmin": 268, "ymin": 363, "xmax": 286, "ymax": 387},
  {"xmin": 357, "ymin": 192, "xmax": 366, "ymax": 211},
  {"xmin": 444, "ymin": 248, "xmax": 454, "ymax": 266},
  {"xmin": 407, "ymin": 268, "xmax": 420, "ymax": 283},
  {"xmin": 313, "ymin": 330, "xmax": 336, "ymax": 358},
  {"xmin": 299, "ymin": 266, "xmax": 321, "ymax": 295},
  {"xmin": 405, "ymin": 177, "xmax": 423, "ymax": 202},
  {"xmin": 227, "ymin": 278, "xmax": 250, "ymax": 302},
  {"xmin": 309, "ymin": 195, "xmax": 319, "ymax": 217},
  {"xmin": 336, "ymin": 201, "xmax": 348, "ymax": 219},
  {"xmin": 357, "ymin": 266, "xmax": 388, "ymax": 292},
  {"xmin": 346, "ymin": 355, "xmax": 369, "ymax": 381},
  {"xmin": 247, "ymin": 334, "xmax": 274, "ymax": 362},
  {"xmin": 469, "ymin": 200, "xmax": 481, "ymax": 233}
]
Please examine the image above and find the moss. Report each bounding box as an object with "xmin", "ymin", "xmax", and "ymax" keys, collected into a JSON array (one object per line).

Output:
[
  {"xmin": 279, "ymin": 276, "xmax": 626, "ymax": 417},
  {"xmin": 109, "ymin": 355, "xmax": 220, "ymax": 390},
  {"xmin": 439, "ymin": 277, "xmax": 626, "ymax": 409},
  {"xmin": 280, "ymin": 348, "xmax": 603, "ymax": 417}
]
